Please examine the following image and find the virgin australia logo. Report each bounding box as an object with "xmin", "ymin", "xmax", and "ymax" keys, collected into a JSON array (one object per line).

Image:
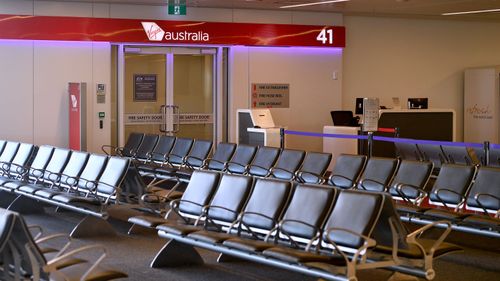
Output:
[
  {"xmin": 141, "ymin": 21, "xmax": 209, "ymax": 42},
  {"xmin": 141, "ymin": 22, "xmax": 165, "ymax": 41}
]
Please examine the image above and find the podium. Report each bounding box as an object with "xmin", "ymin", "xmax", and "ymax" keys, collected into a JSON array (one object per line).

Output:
[{"xmin": 237, "ymin": 109, "xmax": 281, "ymax": 147}]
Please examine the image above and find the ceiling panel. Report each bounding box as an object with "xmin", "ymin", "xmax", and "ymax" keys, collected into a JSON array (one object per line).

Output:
[{"xmin": 34, "ymin": 0, "xmax": 500, "ymax": 21}]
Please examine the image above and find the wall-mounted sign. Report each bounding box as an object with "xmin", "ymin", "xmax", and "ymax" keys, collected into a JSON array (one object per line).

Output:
[
  {"xmin": 0, "ymin": 14, "xmax": 345, "ymax": 48},
  {"xmin": 168, "ymin": 0, "xmax": 186, "ymax": 15},
  {"xmin": 124, "ymin": 113, "xmax": 213, "ymax": 125},
  {"xmin": 251, "ymin": 83, "xmax": 290, "ymax": 109},
  {"xmin": 134, "ymin": 74, "xmax": 157, "ymax": 102}
]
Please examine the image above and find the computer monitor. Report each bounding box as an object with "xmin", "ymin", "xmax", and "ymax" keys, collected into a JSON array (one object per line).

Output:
[
  {"xmin": 408, "ymin": 98, "xmax": 428, "ymax": 109},
  {"xmin": 355, "ymin": 98, "xmax": 364, "ymax": 115}
]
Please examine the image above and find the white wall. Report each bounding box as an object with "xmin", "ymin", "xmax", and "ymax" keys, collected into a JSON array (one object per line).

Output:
[
  {"xmin": 343, "ymin": 16, "xmax": 500, "ymax": 141},
  {"xmin": 230, "ymin": 47, "xmax": 343, "ymax": 152}
]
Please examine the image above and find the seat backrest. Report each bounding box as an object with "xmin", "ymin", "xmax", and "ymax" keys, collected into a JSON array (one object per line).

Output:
[
  {"xmin": 247, "ymin": 146, "xmax": 281, "ymax": 177},
  {"xmin": 226, "ymin": 144, "xmax": 258, "ymax": 174},
  {"xmin": 487, "ymin": 147, "xmax": 500, "ymax": 167},
  {"xmin": 134, "ymin": 134, "xmax": 159, "ymax": 161},
  {"xmin": 28, "ymin": 145, "xmax": 55, "ymax": 178},
  {"xmin": 59, "ymin": 151, "xmax": 90, "ymax": 187},
  {"xmin": 240, "ymin": 178, "xmax": 292, "ymax": 230},
  {"xmin": 388, "ymin": 160, "xmax": 433, "ymax": 200},
  {"xmin": 77, "ymin": 154, "xmax": 108, "ymax": 189},
  {"xmin": 95, "ymin": 156, "xmax": 130, "ymax": 196},
  {"xmin": 121, "ymin": 132, "xmax": 144, "ymax": 157},
  {"xmin": 178, "ymin": 170, "xmax": 221, "ymax": 216},
  {"xmin": 0, "ymin": 208, "xmax": 16, "ymax": 253},
  {"xmin": 150, "ymin": 135, "xmax": 176, "ymax": 162},
  {"xmin": 0, "ymin": 141, "xmax": 20, "ymax": 164},
  {"xmin": 280, "ymin": 184, "xmax": 338, "ymax": 239},
  {"xmin": 0, "ymin": 140, "xmax": 6, "ymax": 155},
  {"xmin": 206, "ymin": 174, "xmax": 253, "ymax": 223},
  {"xmin": 5, "ymin": 210, "xmax": 48, "ymax": 280},
  {"xmin": 441, "ymin": 145, "xmax": 472, "ymax": 165},
  {"xmin": 7, "ymin": 143, "xmax": 36, "ymax": 174},
  {"xmin": 428, "ymin": 164, "xmax": 476, "ymax": 206},
  {"xmin": 357, "ymin": 157, "xmax": 398, "ymax": 192},
  {"xmin": 394, "ymin": 142, "xmax": 422, "ymax": 161},
  {"xmin": 297, "ymin": 152, "xmax": 332, "ymax": 183},
  {"xmin": 322, "ymin": 190, "xmax": 386, "ymax": 249},
  {"xmin": 185, "ymin": 139, "xmax": 213, "ymax": 168},
  {"xmin": 168, "ymin": 137, "xmax": 194, "ymax": 165},
  {"xmin": 271, "ymin": 149, "xmax": 306, "ymax": 180},
  {"xmin": 207, "ymin": 142, "xmax": 237, "ymax": 171},
  {"xmin": 328, "ymin": 154, "xmax": 366, "ymax": 189},
  {"xmin": 418, "ymin": 144, "xmax": 447, "ymax": 169},
  {"xmin": 41, "ymin": 148, "xmax": 71, "ymax": 181},
  {"xmin": 465, "ymin": 166, "xmax": 500, "ymax": 213}
]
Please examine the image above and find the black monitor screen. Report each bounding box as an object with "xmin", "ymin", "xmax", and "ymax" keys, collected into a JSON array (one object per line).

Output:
[
  {"xmin": 408, "ymin": 98, "xmax": 428, "ymax": 109},
  {"xmin": 355, "ymin": 98, "xmax": 364, "ymax": 115}
]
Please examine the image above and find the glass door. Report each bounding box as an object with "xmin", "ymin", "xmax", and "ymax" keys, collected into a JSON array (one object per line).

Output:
[{"xmin": 118, "ymin": 46, "xmax": 217, "ymax": 145}]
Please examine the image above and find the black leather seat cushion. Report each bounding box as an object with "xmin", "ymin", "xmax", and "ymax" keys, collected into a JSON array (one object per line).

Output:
[
  {"xmin": 51, "ymin": 194, "xmax": 101, "ymax": 205},
  {"xmin": 423, "ymin": 209, "xmax": 466, "ymax": 220},
  {"xmin": 462, "ymin": 215, "xmax": 499, "ymax": 229},
  {"xmin": 375, "ymin": 239, "xmax": 462, "ymax": 259},
  {"xmin": 17, "ymin": 184, "xmax": 44, "ymax": 194},
  {"xmin": 263, "ymin": 246, "xmax": 344, "ymax": 265},
  {"xmin": 128, "ymin": 215, "xmax": 167, "ymax": 228},
  {"xmin": 187, "ymin": 230, "xmax": 235, "ymax": 244},
  {"xmin": 223, "ymin": 237, "xmax": 275, "ymax": 252},
  {"xmin": 396, "ymin": 204, "xmax": 428, "ymax": 214},
  {"xmin": 1, "ymin": 180, "xmax": 24, "ymax": 190},
  {"xmin": 34, "ymin": 188, "xmax": 62, "ymax": 199},
  {"xmin": 156, "ymin": 222, "xmax": 202, "ymax": 236}
]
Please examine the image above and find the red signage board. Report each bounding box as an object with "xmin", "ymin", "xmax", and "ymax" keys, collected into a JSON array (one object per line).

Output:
[
  {"xmin": 0, "ymin": 14, "xmax": 345, "ymax": 48},
  {"xmin": 68, "ymin": 83, "xmax": 81, "ymax": 151}
]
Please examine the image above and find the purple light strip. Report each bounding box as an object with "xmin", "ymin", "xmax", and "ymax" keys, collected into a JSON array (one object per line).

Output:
[
  {"xmin": 491, "ymin": 143, "xmax": 500, "ymax": 149},
  {"xmin": 284, "ymin": 130, "xmax": 484, "ymax": 148},
  {"xmin": 284, "ymin": 130, "xmax": 368, "ymax": 140}
]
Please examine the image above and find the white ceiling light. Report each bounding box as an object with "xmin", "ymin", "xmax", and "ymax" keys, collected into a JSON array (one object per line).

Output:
[
  {"xmin": 442, "ymin": 8, "xmax": 500, "ymax": 16},
  {"xmin": 280, "ymin": 0, "xmax": 350, "ymax": 9}
]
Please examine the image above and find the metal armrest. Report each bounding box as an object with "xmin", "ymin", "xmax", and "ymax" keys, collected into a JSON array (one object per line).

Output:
[
  {"xmin": 277, "ymin": 219, "xmax": 321, "ymax": 249},
  {"xmin": 101, "ymin": 144, "xmax": 115, "ymax": 155},
  {"xmin": 296, "ymin": 170, "xmax": 323, "ymax": 184},
  {"xmin": 434, "ymin": 188, "xmax": 466, "ymax": 210},
  {"xmin": 406, "ymin": 220, "xmax": 452, "ymax": 256},
  {"xmin": 359, "ymin": 178, "xmax": 388, "ymax": 192},
  {"xmin": 183, "ymin": 155, "xmax": 205, "ymax": 170},
  {"xmin": 474, "ymin": 193, "xmax": 500, "ymax": 215},
  {"xmin": 396, "ymin": 183, "xmax": 428, "ymax": 205},
  {"xmin": 229, "ymin": 211, "xmax": 278, "ymax": 239},
  {"xmin": 44, "ymin": 244, "xmax": 108, "ymax": 281},
  {"xmin": 28, "ymin": 225, "xmax": 44, "ymax": 240},
  {"xmin": 204, "ymin": 158, "xmax": 226, "ymax": 170},
  {"xmin": 36, "ymin": 233, "xmax": 73, "ymax": 258},
  {"xmin": 325, "ymin": 227, "xmax": 376, "ymax": 264},
  {"xmin": 328, "ymin": 174, "xmax": 355, "ymax": 189},
  {"xmin": 29, "ymin": 167, "xmax": 46, "ymax": 181}
]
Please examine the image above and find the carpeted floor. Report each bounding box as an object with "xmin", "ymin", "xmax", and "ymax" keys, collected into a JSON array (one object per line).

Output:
[{"xmin": 23, "ymin": 207, "xmax": 500, "ymax": 281}]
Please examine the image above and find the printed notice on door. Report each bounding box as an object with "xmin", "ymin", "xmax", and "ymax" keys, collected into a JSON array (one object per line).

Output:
[
  {"xmin": 251, "ymin": 83, "xmax": 290, "ymax": 108},
  {"xmin": 134, "ymin": 74, "xmax": 157, "ymax": 101}
]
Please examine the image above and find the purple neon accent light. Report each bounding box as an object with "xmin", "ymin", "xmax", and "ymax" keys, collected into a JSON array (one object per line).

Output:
[
  {"xmin": 284, "ymin": 130, "xmax": 368, "ymax": 140},
  {"xmin": 373, "ymin": 136, "xmax": 483, "ymax": 148},
  {"xmin": 491, "ymin": 143, "xmax": 500, "ymax": 149}
]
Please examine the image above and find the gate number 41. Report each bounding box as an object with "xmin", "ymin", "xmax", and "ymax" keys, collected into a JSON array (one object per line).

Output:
[{"xmin": 316, "ymin": 29, "xmax": 334, "ymax": 44}]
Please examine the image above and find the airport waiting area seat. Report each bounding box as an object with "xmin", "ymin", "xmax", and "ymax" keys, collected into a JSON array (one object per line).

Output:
[
  {"xmin": 144, "ymin": 173, "xmax": 460, "ymax": 281},
  {"xmin": 0, "ymin": 208, "xmax": 127, "ymax": 281}
]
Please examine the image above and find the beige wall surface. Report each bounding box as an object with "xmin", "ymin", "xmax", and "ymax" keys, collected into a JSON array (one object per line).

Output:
[
  {"xmin": 343, "ymin": 16, "xmax": 500, "ymax": 141},
  {"xmin": 229, "ymin": 47, "xmax": 343, "ymax": 152}
]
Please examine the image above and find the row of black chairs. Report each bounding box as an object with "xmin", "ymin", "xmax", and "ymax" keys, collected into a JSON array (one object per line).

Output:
[
  {"xmin": 0, "ymin": 140, "xmax": 142, "ymax": 238},
  {"xmin": 0, "ymin": 208, "xmax": 127, "ymax": 281},
  {"xmin": 128, "ymin": 170, "xmax": 460, "ymax": 281},
  {"xmin": 395, "ymin": 141, "xmax": 500, "ymax": 168}
]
